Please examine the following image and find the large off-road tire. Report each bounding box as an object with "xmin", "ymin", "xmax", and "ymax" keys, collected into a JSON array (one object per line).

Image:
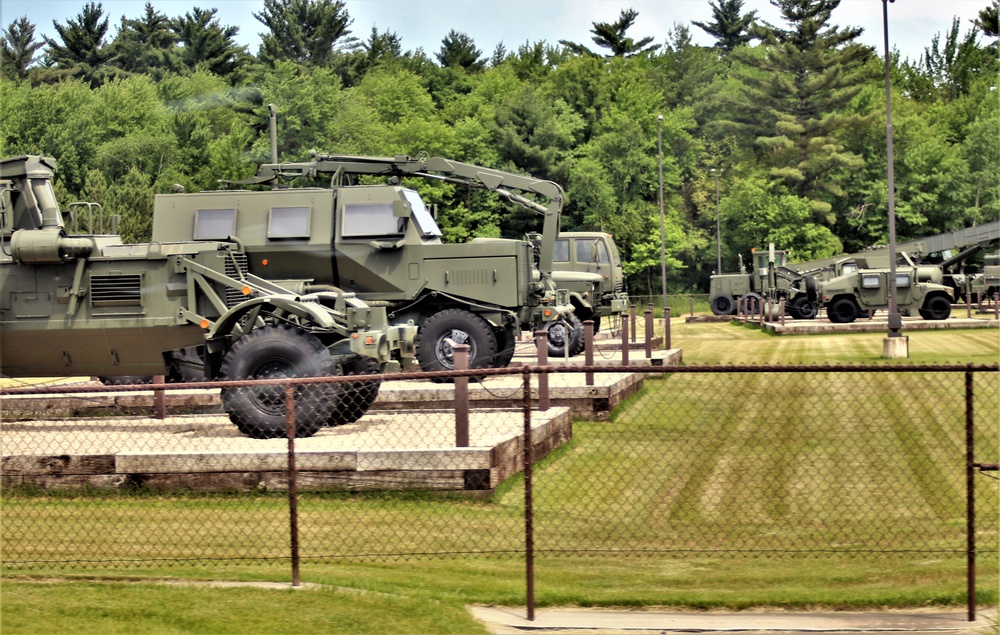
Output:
[
  {"xmin": 416, "ymin": 309, "xmax": 498, "ymax": 380},
  {"xmin": 790, "ymin": 296, "xmax": 818, "ymax": 320},
  {"xmin": 545, "ymin": 313, "xmax": 584, "ymax": 358},
  {"xmin": 495, "ymin": 324, "xmax": 519, "ymax": 368},
  {"xmin": 919, "ymin": 295, "xmax": 952, "ymax": 321},
  {"xmin": 827, "ymin": 297, "xmax": 860, "ymax": 324},
  {"xmin": 220, "ymin": 325, "xmax": 339, "ymax": 439},
  {"xmin": 328, "ymin": 357, "xmax": 381, "ymax": 426},
  {"xmin": 710, "ymin": 295, "xmax": 735, "ymax": 316}
]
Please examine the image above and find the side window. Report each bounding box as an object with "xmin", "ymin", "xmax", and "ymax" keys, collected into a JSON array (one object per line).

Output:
[
  {"xmin": 575, "ymin": 239, "xmax": 598, "ymax": 263},
  {"xmin": 267, "ymin": 206, "xmax": 311, "ymax": 239},
  {"xmin": 596, "ymin": 240, "xmax": 610, "ymax": 263},
  {"xmin": 194, "ymin": 208, "xmax": 236, "ymax": 240},
  {"xmin": 342, "ymin": 203, "xmax": 402, "ymax": 237},
  {"xmin": 895, "ymin": 273, "xmax": 911, "ymax": 288},
  {"xmin": 860, "ymin": 274, "xmax": 881, "ymax": 289},
  {"xmin": 554, "ymin": 239, "xmax": 570, "ymax": 262}
]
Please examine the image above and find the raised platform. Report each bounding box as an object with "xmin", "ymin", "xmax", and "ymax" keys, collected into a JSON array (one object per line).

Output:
[
  {"xmin": 1, "ymin": 408, "xmax": 571, "ymax": 494},
  {"xmin": 753, "ymin": 315, "xmax": 998, "ymax": 335}
]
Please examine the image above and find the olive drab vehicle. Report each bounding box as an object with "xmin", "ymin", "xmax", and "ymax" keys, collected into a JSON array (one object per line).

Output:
[
  {"xmin": 709, "ymin": 246, "xmax": 819, "ymax": 319},
  {"xmin": 0, "ymin": 155, "xmax": 418, "ymax": 439},
  {"xmin": 152, "ymin": 111, "xmax": 575, "ymax": 374},
  {"xmin": 820, "ymin": 251, "xmax": 954, "ymax": 323}
]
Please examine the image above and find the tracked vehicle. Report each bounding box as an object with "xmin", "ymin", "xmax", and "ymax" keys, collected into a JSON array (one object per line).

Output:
[{"xmin": 1, "ymin": 155, "xmax": 417, "ymax": 438}]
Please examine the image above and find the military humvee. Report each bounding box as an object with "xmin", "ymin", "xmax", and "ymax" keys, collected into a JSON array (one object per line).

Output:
[{"xmin": 0, "ymin": 155, "xmax": 417, "ymax": 438}]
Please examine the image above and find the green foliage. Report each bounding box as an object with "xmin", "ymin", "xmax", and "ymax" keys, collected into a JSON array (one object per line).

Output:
[{"xmin": 1, "ymin": 1, "xmax": 994, "ymax": 292}]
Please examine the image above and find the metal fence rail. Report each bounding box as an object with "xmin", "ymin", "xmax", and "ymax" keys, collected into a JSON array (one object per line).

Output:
[{"xmin": 2, "ymin": 363, "xmax": 997, "ymax": 616}]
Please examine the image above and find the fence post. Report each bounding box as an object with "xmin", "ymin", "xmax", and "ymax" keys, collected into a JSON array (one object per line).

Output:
[
  {"xmin": 779, "ymin": 298, "xmax": 786, "ymax": 327},
  {"xmin": 689, "ymin": 296, "xmax": 694, "ymax": 317},
  {"xmin": 620, "ymin": 314, "xmax": 629, "ymax": 366},
  {"xmin": 522, "ymin": 367, "xmax": 535, "ymax": 621},
  {"xmin": 664, "ymin": 307, "xmax": 671, "ymax": 350},
  {"xmin": 584, "ymin": 319, "xmax": 594, "ymax": 387},
  {"xmin": 534, "ymin": 330, "xmax": 550, "ymax": 411},
  {"xmin": 454, "ymin": 344, "xmax": 470, "ymax": 447},
  {"xmin": 644, "ymin": 305, "xmax": 653, "ymax": 359},
  {"xmin": 285, "ymin": 385, "xmax": 301, "ymax": 588},
  {"xmin": 994, "ymin": 293, "xmax": 998, "ymax": 320},
  {"xmin": 152, "ymin": 374, "xmax": 166, "ymax": 420},
  {"xmin": 630, "ymin": 304, "xmax": 637, "ymax": 343},
  {"xmin": 965, "ymin": 367, "xmax": 976, "ymax": 622}
]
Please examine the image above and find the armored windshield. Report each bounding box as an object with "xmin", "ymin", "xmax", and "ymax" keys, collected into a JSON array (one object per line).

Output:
[{"xmin": 402, "ymin": 189, "xmax": 441, "ymax": 238}]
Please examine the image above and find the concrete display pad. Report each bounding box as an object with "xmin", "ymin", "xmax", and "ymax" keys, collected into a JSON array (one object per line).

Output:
[
  {"xmin": 733, "ymin": 315, "xmax": 998, "ymax": 335},
  {"xmin": 1, "ymin": 408, "xmax": 571, "ymax": 494}
]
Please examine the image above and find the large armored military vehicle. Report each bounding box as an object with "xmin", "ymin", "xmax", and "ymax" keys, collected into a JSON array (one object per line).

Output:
[
  {"xmin": 152, "ymin": 150, "xmax": 576, "ymax": 373},
  {"xmin": 820, "ymin": 251, "xmax": 954, "ymax": 323},
  {"xmin": 1, "ymin": 155, "xmax": 417, "ymax": 438}
]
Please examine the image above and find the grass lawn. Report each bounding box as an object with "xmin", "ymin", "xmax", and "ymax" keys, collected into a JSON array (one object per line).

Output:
[{"xmin": 2, "ymin": 320, "xmax": 998, "ymax": 634}]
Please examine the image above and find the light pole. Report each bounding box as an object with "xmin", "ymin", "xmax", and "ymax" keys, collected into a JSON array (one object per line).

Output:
[
  {"xmin": 657, "ymin": 115, "xmax": 667, "ymax": 317},
  {"xmin": 882, "ymin": 1, "xmax": 900, "ymax": 329},
  {"xmin": 711, "ymin": 169, "xmax": 722, "ymax": 273},
  {"xmin": 882, "ymin": 0, "xmax": 907, "ymax": 356}
]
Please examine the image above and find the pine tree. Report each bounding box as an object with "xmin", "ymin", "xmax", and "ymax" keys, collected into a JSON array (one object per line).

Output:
[
  {"xmin": 1, "ymin": 16, "xmax": 44, "ymax": 79},
  {"xmin": 43, "ymin": 1, "xmax": 116, "ymax": 87},
  {"xmin": 254, "ymin": 0, "xmax": 357, "ymax": 66},
  {"xmin": 692, "ymin": 0, "xmax": 758, "ymax": 52},
  {"xmin": 110, "ymin": 3, "xmax": 179, "ymax": 77},
  {"xmin": 171, "ymin": 8, "xmax": 245, "ymax": 78},
  {"xmin": 731, "ymin": 0, "xmax": 874, "ymax": 220},
  {"xmin": 559, "ymin": 8, "xmax": 657, "ymax": 58},
  {"xmin": 436, "ymin": 30, "xmax": 485, "ymax": 71}
]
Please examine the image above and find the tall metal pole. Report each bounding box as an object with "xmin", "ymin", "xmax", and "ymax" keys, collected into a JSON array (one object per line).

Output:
[
  {"xmin": 883, "ymin": 0, "xmax": 902, "ymax": 337},
  {"xmin": 657, "ymin": 115, "xmax": 667, "ymax": 316},
  {"xmin": 712, "ymin": 169, "xmax": 722, "ymax": 273}
]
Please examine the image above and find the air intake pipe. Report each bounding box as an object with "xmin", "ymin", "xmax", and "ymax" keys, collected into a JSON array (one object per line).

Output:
[{"xmin": 11, "ymin": 226, "xmax": 93, "ymax": 264}]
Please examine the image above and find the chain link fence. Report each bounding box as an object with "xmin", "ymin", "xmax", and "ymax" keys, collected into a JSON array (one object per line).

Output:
[{"xmin": 2, "ymin": 362, "xmax": 997, "ymax": 609}]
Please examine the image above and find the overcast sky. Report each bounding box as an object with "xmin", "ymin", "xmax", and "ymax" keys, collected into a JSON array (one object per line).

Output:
[{"xmin": 0, "ymin": 0, "xmax": 991, "ymax": 65}]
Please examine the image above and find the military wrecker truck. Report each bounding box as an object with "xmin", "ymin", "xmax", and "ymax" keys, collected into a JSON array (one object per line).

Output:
[
  {"xmin": 709, "ymin": 246, "xmax": 819, "ymax": 319},
  {"xmin": 152, "ymin": 149, "xmax": 577, "ymax": 375},
  {"xmin": 0, "ymin": 155, "xmax": 417, "ymax": 438}
]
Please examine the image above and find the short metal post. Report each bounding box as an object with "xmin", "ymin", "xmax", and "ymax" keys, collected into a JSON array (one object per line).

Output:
[
  {"xmin": 153, "ymin": 374, "xmax": 166, "ymax": 420},
  {"xmin": 965, "ymin": 279, "xmax": 972, "ymax": 319},
  {"xmin": 620, "ymin": 315, "xmax": 629, "ymax": 366},
  {"xmin": 994, "ymin": 293, "xmax": 998, "ymax": 320},
  {"xmin": 779, "ymin": 298, "xmax": 786, "ymax": 326},
  {"xmin": 629, "ymin": 304, "xmax": 637, "ymax": 343},
  {"xmin": 664, "ymin": 307, "xmax": 671, "ymax": 350},
  {"xmin": 534, "ymin": 330, "xmax": 549, "ymax": 411},
  {"xmin": 644, "ymin": 305, "xmax": 653, "ymax": 359},
  {"xmin": 285, "ymin": 385, "xmax": 301, "ymax": 588},
  {"xmin": 454, "ymin": 344, "xmax": 470, "ymax": 447},
  {"xmin": 689, "ymin": 297, "xmax": 694, "ymax": 317},
  {"xmin": 584, "ymin": 319, "xmax": 594, "ymax": 387}
]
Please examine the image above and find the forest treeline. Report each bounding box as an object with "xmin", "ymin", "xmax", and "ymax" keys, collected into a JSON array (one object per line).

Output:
[{"xmin": 1, "ymin": 0, "xmax": 998, "ymax": 293}]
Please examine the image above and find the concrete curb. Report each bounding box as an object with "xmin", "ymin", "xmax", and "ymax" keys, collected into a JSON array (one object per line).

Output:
[{"xmin": 469, "ymin": 606, "xmax": 998, "ymax": 634}]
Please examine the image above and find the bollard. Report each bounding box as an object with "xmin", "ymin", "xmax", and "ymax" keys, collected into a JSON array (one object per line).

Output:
[
  {"xmin": 453, "ymin": 343, "xmax": 470, "ymax": 446},
  {"xmin": 620, "ymin": 314, "xmax": 630, "ymax": 365},
  {"xmin": 779, "ymin": 298, "xmax": 786, "ymax": 327},
  {"xmin": 644, "ymin": 305, "xmax": 653, "ymax": 359},
  {"xmin": 665, "ymin": 307, "xmax": 671, "ymax": 350},
  {"xmin": 153, "ymin": 374, "xmax": 166, "ymax": 420},
  {"xmin": 630, "ymin": 305, "xmax": 637, "ymax": 343},
  {"xmin": 533, "ymin": 330, "xmax": 550, "ymax": 411},
  {"xmin": 689, "ymin": 297, "xmax": 695, "ymax": 317},
  {"xmin": 995, "ymin": 293, "xmax": 999, "ymax": 320},
  {"xmin": 584, "ymin": 319, "xmax": 594, "ymax": 386}
]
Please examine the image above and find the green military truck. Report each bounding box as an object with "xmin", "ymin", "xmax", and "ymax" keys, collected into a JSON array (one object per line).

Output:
[
  {"xmin": 819, "ymin": 252, "xmax": 954, "ymax": 323},
  {"xmin": 709, "ymin": 246, "xmax": 819, "ymax": 319},
  {"xmin": 152, "ymin": 152, "xmax": 575, "ymax": 374},
  {"xmin": 1, "ymin": 155, "xmax": 417, "ymax": 438}
]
